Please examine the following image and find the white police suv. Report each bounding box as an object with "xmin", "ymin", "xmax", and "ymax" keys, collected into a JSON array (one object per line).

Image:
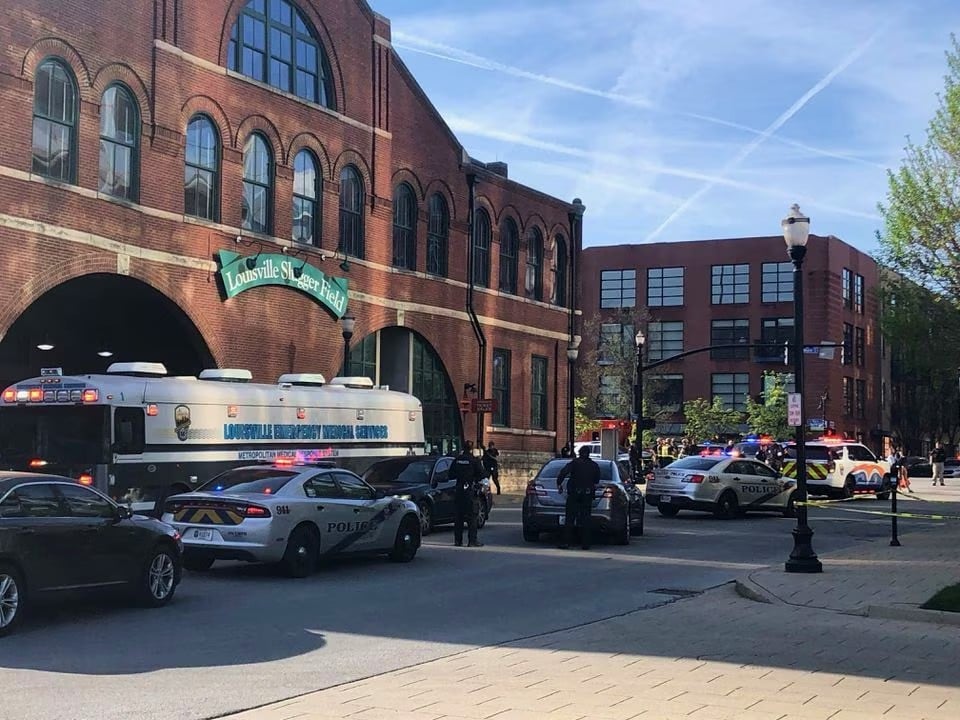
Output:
[{"xmin": 647, "ymin": 455, "xmax": 796, "ymax": 519}]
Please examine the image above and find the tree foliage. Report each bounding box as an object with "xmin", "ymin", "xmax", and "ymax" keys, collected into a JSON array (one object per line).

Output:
[
  {"xmin": 577, "ymin": 306, "xmax": 650, "ymax": 420},
  {"xmin": 682, "ymin": 397, "xmax": 742, "ymax": 442},
  {"xmin": 573, "ymin": 396, "xmax": 600, "ymax": 439},
  {"xmin": 744, "ymin": 372, "xmax": 791, "ymax": 439},
  {"xmin": 877, "ymin": 35, "xmax": 960, "ymax": 299}
]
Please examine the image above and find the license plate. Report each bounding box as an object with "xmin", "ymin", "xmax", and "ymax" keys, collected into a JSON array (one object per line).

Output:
[
  {"xmin": 191, "ymin": 529, "xmax": 214, "ymax": 541},
  {"xmin": 660, "ymin": 495, "xmax": 672, "ymax": 503},
  {"xmin": 557, "ymin": 516, "xmax": 565, "ymax": 526}
]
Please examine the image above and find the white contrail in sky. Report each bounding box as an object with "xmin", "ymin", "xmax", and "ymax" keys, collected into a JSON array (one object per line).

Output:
[
  {"xmin": 392, "ymin": 32, "xmax": 885, "ymax": 170},
  {"xmin": 644, "ymin": 24, "xmax": 888, "ymax": 242}
]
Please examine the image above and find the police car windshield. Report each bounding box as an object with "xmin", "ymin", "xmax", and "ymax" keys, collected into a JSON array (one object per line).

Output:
[
  {"xmin": 670, "ymin": 456, "xmax": 724, "ymax": 471},
  {"xmin": 199, "ymin": 467, "xmax": 298, "ymax": 494},
  {"xmin": 364, "ymin": 459, "xmax": 434, "ymax": 485},
  {"xmin": 539, "ymin": 459, "xmax": 614, "ymax": 480}
]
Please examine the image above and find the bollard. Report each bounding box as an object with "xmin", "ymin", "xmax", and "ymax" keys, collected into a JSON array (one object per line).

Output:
[{"xmin": 890, "ymin": 479, "xmax": 901, "ymax": 547}]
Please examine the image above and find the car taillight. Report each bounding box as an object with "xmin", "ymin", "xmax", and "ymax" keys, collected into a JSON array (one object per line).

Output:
[
  {"xmin": 77, "ymin": 473, "xmax": 94, "ymax": 486},
  {"xmin": 685, "ymin": 474, "xmax": 705, "ymax": 484},
  {"xmin": 243, "ymin": 505, "xmax": 272, "ymax": 518},
  {"xmin": 164, "ymin": 501, "xmax": 183, "ymax": 514},
  {"xmin": 525, "ymin": 482, "xmax": 547, "ymax": 497}
]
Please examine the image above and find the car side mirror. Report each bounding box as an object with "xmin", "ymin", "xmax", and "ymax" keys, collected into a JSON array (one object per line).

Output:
[{"xmin": 374, "ymin": 488, "xmax": 386, "ymax": 500}]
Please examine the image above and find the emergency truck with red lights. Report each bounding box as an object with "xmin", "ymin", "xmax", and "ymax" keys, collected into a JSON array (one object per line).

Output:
[
  {"xmin": 0, "ymin": 363, "xmax": 425, "ymax": 514},
  {"xmin": 781, "ymin": 435, "xmax": 892, "ymax": 499}
]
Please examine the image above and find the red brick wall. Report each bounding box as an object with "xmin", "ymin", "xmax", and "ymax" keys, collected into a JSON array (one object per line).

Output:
[{"xmin": 0, "ymin": 0, "xmax": 578, "ymax": 455}]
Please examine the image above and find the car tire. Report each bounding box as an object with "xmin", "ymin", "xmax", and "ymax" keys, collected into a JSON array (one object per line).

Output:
[
  {"xmin": 0, "ymin": 564, "xmax": 24, "ymax": 638},
  {"xmin": 138, "ymin": 545, "xmax": 178, "ymax": 608},
  {"xmin": 417, "ymin": 501, "xmax": 433, "ymax": 536},
  {"xmin": 782, "ymin": 493, "xmax": 797, "ymax": 518},
  {"xmin": 389, "ymin": 515, "xmax": 421, "ymax": 563},
  {"xmin": 714, "ymin": 491, "xmax": 738, "ymax": 520},
  {"xmin": 657, "ymin": 504, "xmax": 680, "ymax": 517},
  {"xmin": 522, "ymin": 525, "xmax": 539, "ymax": 542},
  {"xmin": 613, "ymin": 511, "xmax": 630, "ymax": 545},
  {"xmin": 876, "ymin": 475, "xmax": 892, "ymax": 501},
  {"xmin": 842, "ymin": 476, "xmax": 856, "ymax": 499},
  {"xmin": 280, "ymin": 524, "xmax": 320, "ymax": 578},
  {"xmin": 182, "ymin": 553, "xmax": 215, "ymax": 572}
]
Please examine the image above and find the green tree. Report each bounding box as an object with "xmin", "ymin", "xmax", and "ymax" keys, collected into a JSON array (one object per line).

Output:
[
  {"xmin": 877, "ymin": 36, "xmax": 960, "ymax": 299},
  {"xmin": 745, "ymin": 372, "xmax": 791, "ymax": 439},
  {"xmin": 577, "ymin": 306, "xmax": 649, "ymax": 420},
  {"xmin": 682, "ymin": 397, "xmax": 742, "ymax": 442},
  {"xmin": 573, "ymin": 396, "xmax": 600, "ymax": 440}
]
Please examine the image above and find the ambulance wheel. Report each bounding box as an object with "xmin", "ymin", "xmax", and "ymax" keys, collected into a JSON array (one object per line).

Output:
[
  {"xmin": 657, "ymin": 504, "xmax": 680, "ymax": 517},
  {"xmin": 842, "ymin": 476, "xmax": 856, "ymax": 499},
  {"xmin": 714, "ymin": 491, "xmax": 738, "ymax": 520},
  {"xmin": 280, "ymin": 524, "xmax": 319, "ymax": 578},
  {"xmin": 389, "ymin": 515, "xmax": 421, "ymax": 563},
  {"xmin": 182, "ymin": 552, "xmax": 215, "ymax": 572}
]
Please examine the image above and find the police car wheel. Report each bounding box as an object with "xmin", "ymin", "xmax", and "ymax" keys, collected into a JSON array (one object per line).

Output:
[
  {"xmin": 0, "ymin": 564, "xmax": 24, "ymax": 637},
  {"xmin": 613, "ymin": 511, "xmax": 630, "ymax": 545},
  {"xmin": 389, "ymin": 516, "xmax": 421, "ymax": 563},
  {"xmin": 281, "ymin": 525, "xmax": 319, "ymax": 578},
  {"xmin": 713, "ymin": 491, "xmax": 738, "ymax": 520},
  {"xmin": 782, "ymin": 493, "xmax": 797, "ymax": 518},
  {"xmin": 417, "ymin": 501, "xmax": 433, "ymax": 535},
  {"xmin": 657, "ymin": 504, "xmax": 680, "ymax": 518}
]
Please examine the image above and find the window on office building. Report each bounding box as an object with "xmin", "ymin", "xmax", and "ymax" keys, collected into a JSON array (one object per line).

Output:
[
  {"xmin": 647, "ymin": 267, "xmax": 684, "ymax": 307},
  {"xmin": 855, "ymin": 379, "xmax": 866, "ymax": 419},
  {"xmin": 854, "ymin": 274, "xmax": 864, "ymax": 314},
  {"xmin": 711, "ymin": 264, "xmax": 749, "ymax": 304},
  {"xmin": 492, "ymin": 349, "xmax": 511, "ymax": 427},
  {"xmin": 855, "ymin": 326, "xmax": 865, "ymax": 367},
  {"xmin": 763, "ymin": 372, "xmax": 795, "ymax": 396},
  {"xmin": 758, "ymin": 318, "xmax": 793, "ymax": 362},
  {"xmin": 531, "ymin": 356, "xmax": 548, "ymax": 430},
  {"xmin": 648, "ymin": 321, "xmax": 683, "ymax": 362},
  {"xmin": 710, "ymin": 319, "xmax": 749, "ymax": 359},
  {"xmin": 761, "ymin": 261, "xmax": 793, "ymax": 302},
  {"xmin": 649, "ymin": 374, "xmax": 683, "ymax": 413},
  {"xmin": 598, "ymin": 323, "xmax": 633, "ymax": 364},
  {"xmin": 842, "ymin": 323, "xmax": 853, "ymax": 365},
  {"xmin": 843, "ymin": 377, "xmax": 853, "ymax": 416},
  {"xmin": 599, "ymin": 269, "xmax": 636, "ymax": 308},
  {"xmin": 712, "ymin": 373, "xmax": 750, "ymax": 411},
  {"xmin": 842, "ymin": 268, "xmax": 853, "ymax": 309}
]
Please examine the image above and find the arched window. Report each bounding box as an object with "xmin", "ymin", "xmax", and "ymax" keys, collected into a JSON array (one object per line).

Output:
[
  {"xmin": 498, "ymin": 218, "xmax": 519, "ymax": 294},
  {"xmin": 426, "ymin": 193, "xmax": 449, "ymax": 277},
  {"xmin": 242, "ymin": 133, "xmax": 273, "ymax": 233},
  {"xmin": 32, "ymin": 58, "xmax": 78, "ymax": 183},
  {"xmin": 227, "ymin": 0, "xmax": 335, "ymax": 109},
  {"xmin": 338, "ymin": 165, "xmax": 364, "ymax": 258},
  {"xmin": 554, "ymin": 234, "xmax": 568, "ymax": 307},
  {"xmin": 184, "ymin": 115, "xmax": 220, "ymax": 220},
  {"xmin": 99, "ymin": 84, "xmax": 140, "ymax": 201},
  {"xmin": 392, "ymin": 183, "xmax": 417, "ymax": 270},
  {"xmin": 472, "ymin": 208, "xmax": 491, "ymax": 288},
  {"xmin": 525, "ymin": 227, "xmax": 544, "ymax": 301},
  {"xmin": 292, "ymin": 149, "xmax": 319, "ymax": 245}
]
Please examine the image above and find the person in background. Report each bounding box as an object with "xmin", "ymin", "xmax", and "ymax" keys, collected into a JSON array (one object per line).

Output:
[
  {"xmin": 482, "ymin": 441, "xmax": 501, "ymax": 495},
  {"xmin": 560, "ymin": 444, "xmax": 572, "ymax": 458},
  {"xmin": 451, "ymin": 440, "xmax": 487, "ymax": 547},
  {"xmin": 931, "ymin": 441, "xmax": 947, "ymax": 487},
  {"xmin": 895, "ymin": 449, "xmax": 913, "ymax": 493}
]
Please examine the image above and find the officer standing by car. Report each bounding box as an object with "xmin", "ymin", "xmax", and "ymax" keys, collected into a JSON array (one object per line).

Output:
[
  {"xmin": 452, "ymin": 440, "xmax": 486, "ymax": 547},
  {"xmin": 556, "ymin": 445, "xmax": 601, "ymax": 550}
]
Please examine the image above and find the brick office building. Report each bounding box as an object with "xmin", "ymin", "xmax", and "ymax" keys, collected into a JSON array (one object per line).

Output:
[
  {"xmin": 579, "ymin": 235, "xmax": 891, "ymax": 447},
  {"xmin": 0, "ymin": 0, "xmax": 582, "ymax": 464}
]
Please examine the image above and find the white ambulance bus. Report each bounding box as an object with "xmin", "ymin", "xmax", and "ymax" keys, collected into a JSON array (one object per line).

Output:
[{"xmin": 0, "ymin": 363, "xmax": 425, "ymax": 513}]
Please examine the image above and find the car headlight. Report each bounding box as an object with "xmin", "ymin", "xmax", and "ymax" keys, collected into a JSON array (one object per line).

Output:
[{"xmin": 395, "ymin": 494, "xmax": 412, "ymax": 501}]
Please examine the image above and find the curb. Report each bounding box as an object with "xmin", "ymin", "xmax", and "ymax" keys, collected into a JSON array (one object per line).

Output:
[
  {"xmin": 867, "ymin": 604, "xmax": 960, "ymax": 627},
  {"xmin": 734, "ymin": 578, "xmax": 777, "ymax": 605}
]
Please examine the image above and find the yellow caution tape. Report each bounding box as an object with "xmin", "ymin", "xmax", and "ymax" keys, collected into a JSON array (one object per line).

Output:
[{"xmin": 796, "ymin": 501, "xmax": 960, "ymax": 521}]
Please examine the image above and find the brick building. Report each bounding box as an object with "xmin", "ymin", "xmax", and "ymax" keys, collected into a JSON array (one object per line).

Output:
[
  {"xmin": 579, "ymin": 235, "xmax": 891, "ymax": 448},
  {"xmin": 0, "ymin": 0, "xmax": 582, "ymax": 465}
]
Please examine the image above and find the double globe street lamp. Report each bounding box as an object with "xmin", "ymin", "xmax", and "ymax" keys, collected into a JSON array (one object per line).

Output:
[{"xmin": 782, "ymin": 203, "xmax": 822, "ymax": 574}]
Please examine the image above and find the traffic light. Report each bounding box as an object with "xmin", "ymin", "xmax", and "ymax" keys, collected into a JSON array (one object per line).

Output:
[{"xmin": 638, "ymin": 417, "xmax": 656, "ymax": 431}]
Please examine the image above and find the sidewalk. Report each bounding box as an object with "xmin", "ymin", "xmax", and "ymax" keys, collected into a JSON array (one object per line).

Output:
[{"xmin": 224, "ymin": 525, "xmax": 960, "ymax": 720}]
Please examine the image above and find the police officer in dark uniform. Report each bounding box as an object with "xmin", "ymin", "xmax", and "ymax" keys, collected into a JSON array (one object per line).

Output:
[
  {"xmin": 451, "ymin": 440, "xmax": 486, "ymax": 547},
  {"xmin": 556, "ymin": 445, "xmax": 601, "ymax": 550}
]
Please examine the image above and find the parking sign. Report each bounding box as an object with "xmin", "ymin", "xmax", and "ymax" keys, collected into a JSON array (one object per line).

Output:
[{"xmin": 787, "ymin": 393, "xmax": 802, "ymax": 427}]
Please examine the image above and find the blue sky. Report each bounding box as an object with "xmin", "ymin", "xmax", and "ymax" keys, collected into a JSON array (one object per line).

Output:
[{"xmin": 368, "ymin": 0, "xmax": 959, "ymax": 253}]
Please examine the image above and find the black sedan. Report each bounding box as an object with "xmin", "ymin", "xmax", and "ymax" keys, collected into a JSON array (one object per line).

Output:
[
  {"xmin": 0, "ymin": 472, "xmax": 182, "ymax": 636},
  {"xmin": 363, "ymin": 456, "xmax": 494, "ymax": 535}
]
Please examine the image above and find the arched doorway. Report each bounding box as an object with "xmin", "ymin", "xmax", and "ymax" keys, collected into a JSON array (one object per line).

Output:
[
  {"xmin": 0, "ymin": 274, "xmax": 214, "ymax": 386},
  {"xmin": 346, "ymin": 328, "xmax": 461, "ymax": 454}
]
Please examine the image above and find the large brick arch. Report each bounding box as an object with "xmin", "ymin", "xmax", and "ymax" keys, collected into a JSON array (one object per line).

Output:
[
  {"xmin": 92, "ymin": 62, "xmax": 154, "ymax": 128},
  {"xmin": 21, "ymin": 37, "xmax": 94, "ymax": 102},
  {"xmin": 0, "ymin": 262, "xmax": 222, "ymax": 368},
  {"xmin": 235, "ymin": 114, "xmax": 286, "ymax": 165},
  {"xmin": 180, "ymin": 95, "xmax": 233, "ymax": 149}
]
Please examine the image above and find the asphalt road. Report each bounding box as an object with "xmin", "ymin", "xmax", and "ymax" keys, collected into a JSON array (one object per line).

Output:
[{"xmin": 0, "ymin": 495, "xmax": 952, "ymax": 720}]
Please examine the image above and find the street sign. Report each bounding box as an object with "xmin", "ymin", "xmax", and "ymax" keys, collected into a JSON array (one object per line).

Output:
[
  {"xmin": 818, "ymin": 341, "xmax": 837, "ymax": 360},
  {"xmin": 803, "ymin": 346, "xmax": 819, "ymax": 355},
  {"xmin": 471, "ymin": 398, "xmax": 497, "ymax": 413},
  {"xmin": 787, "ymin": 393, "xmax": 802, "ymax": 427},
  {"xmin": 808, "ymin": 418, "xmax": 826, "ymax": 431}
]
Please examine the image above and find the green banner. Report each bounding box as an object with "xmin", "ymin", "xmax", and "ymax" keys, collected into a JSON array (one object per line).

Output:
[{"xmin": 216, "ymin": 250, "xmax": 349, "ymax": 318}]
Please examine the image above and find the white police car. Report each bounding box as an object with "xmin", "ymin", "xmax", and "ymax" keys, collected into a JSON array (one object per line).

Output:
[
  {"xmin": 647, "ymin": 455, "xmax": 796, "ymax": 519},
  {"xmin": 162, "ymin": 462, "xmax": 421, "ymax": 577}
]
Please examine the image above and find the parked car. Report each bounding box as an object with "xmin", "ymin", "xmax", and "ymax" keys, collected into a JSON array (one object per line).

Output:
[
  {"xmin": 164, "ymin": 462, "xmax": 422, "ymax": 576},
  {"xmin": 904, "ymin": 459, "xmax": 960, "ymax": 479},
  {"xmin": 522, "ymin": 458, "xmax": 645, "ymax": 544},
  {"xmin": 647, "ymin": 455, "xmax": 796, "ymax": 519},
  {"xmin": 0, "ymin": 472, "xmax": 182, "ymax": 637},
  {"xmin": 363, "ymin": 455, "xmax": 494, "ymax": 535}
]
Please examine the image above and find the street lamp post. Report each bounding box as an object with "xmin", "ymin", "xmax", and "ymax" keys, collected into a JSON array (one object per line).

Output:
[
  {"xmin": 633, "ymin": 330, "xmax": 646, "ymax": 473},
  {"xmin": 341, "ymin": 314, "xmax": 356, "ymax": 376},
  {"xmin": 566, "ymin": 335, "xmax": 582, "ymax": 454},
  {"xmin": 782, "ymin": 204, "xmax": 823, "ymax": 574}
]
